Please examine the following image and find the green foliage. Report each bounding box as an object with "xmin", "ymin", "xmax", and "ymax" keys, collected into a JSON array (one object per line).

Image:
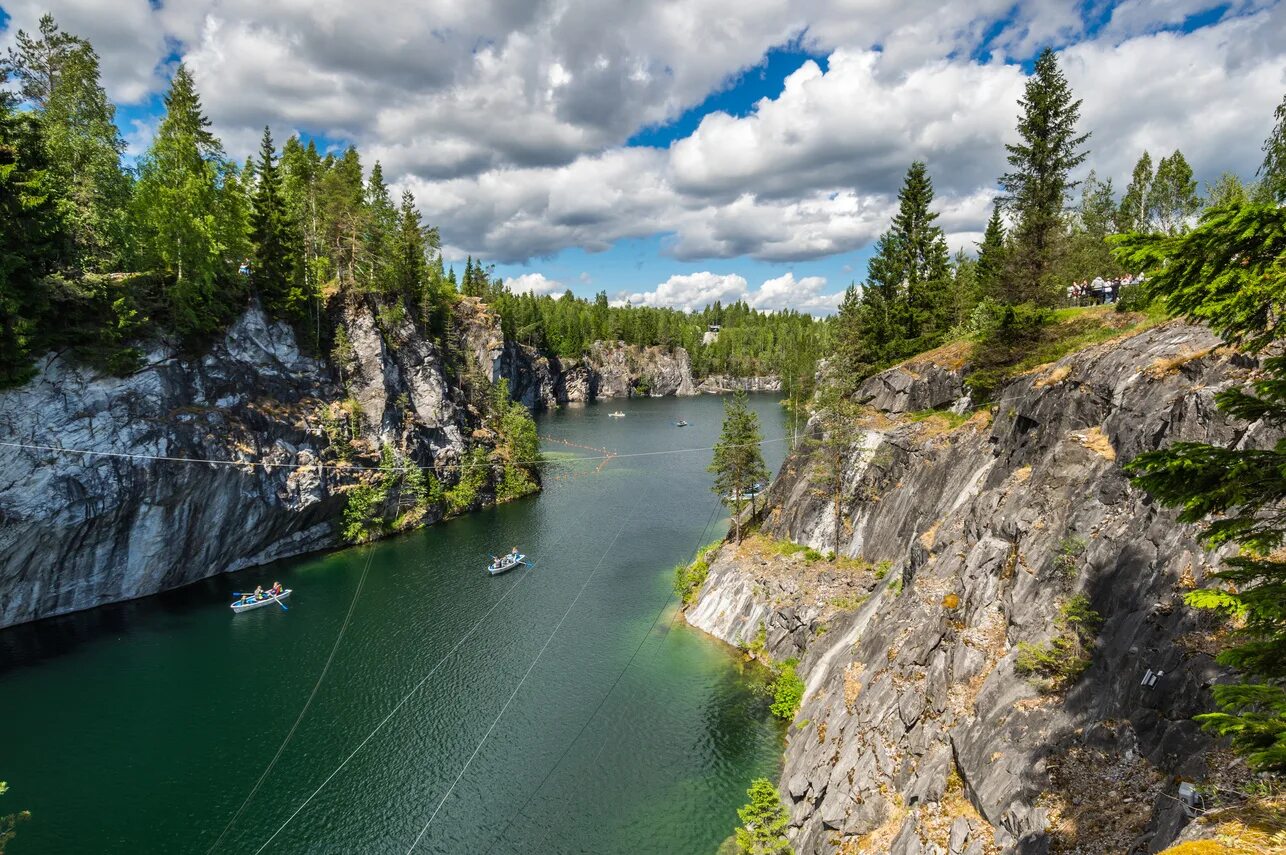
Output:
[
  {"xmin": 769, "ymin": 659, "xmax": 805, "ymax": 721},
  {"xmin": 1258, "ymin": 93, "xmax": 1286, "ymax": 203},
  {"xmin": 975, "ymin": 202, "xmax": 1008, "ymax": 302},
  {"xmin": 445, "ymin": 447, "xmax": 490, "ymax": 515},
  {"xmin": 0, "ymin": 780, "xmax": 30, "ymax": 855},
  {"xmin": 0, "ymin": 76, "xmax": 67, "ymax": 385},
  {"xmin": 746, "ymin": 623, "xmax": 768, "ymax": 658},
  {"xmin": 249, "ymin": 127, "xmax": 304, "ymax": 318},
  {"xmin": 1015, "ymin": 595, "xmax": 1102, "ymax": 692},
  {"xmin": 1149, "ymin": 150, "xmax": 1202, "ymax": 235},
  {"xmin": 1055, "ymin": 535, "xmax": 1088, "ymax": 577},
  {"xmin": 1118, "ymin": 188, "xmax": 1286, "ymax": 770},
  {"xmin": 709, "ymin": 391, "xmax": 770, "ymax": 542},
  {"xmin": 833, "ymin": 161, "xmax": 962, "ymax": 382},
  {"xmin": 1118, "ymin": 151, "xmax": 1153, "ymax": 234},
  {"xmin": 673, "ymin": 555, "xmax": 711, "ymax": 605},
  {"xmin": 734, "ymin": 778, "xmax": 794, "ymax": 855},
  {"xmin": 341, "ymin": 443, "xmax": 437, "ymax": 542},
  {"xmin": 999, "ymin": 47, "xmax": 1090, "ymax": 305}
]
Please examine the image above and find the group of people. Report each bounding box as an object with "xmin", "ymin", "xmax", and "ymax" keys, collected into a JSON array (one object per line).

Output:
[
  {"xmin": 491, "ymin": 547, "xmax": 521, "ymax": 569},
  {"xmin": 238, "ymin": 581, "xmax": 283, "ymax": 605},
  {"xmin": 1066, "ymin": 273, "xmax": 1146, "ymax": 305}
]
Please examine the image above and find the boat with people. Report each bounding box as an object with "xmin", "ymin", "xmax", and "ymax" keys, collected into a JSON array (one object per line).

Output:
[
  {"xmin": 675, "ymin": 420, "xmax": 689, "ymax": 427},
  {"xmin": 230, "ymin": 582, "xmax": 290, "ymax": 613},
  {"xmin": 487, "ymin": 548, "xmax": 527, "ymax": 576},
  {"xmin": 608, "ymin": 411, "xmax": 625, "ymax": 418}
]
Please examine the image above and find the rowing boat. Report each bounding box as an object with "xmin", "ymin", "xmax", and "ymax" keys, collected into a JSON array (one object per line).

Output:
[
  {"xmin": 230, "ymin": 590, "xmax": 291, "ymax": 613},
  {"xmin": 487, "ymin": 554, "xmax": 526, "ymax": 576},
  {"xmin": 608, "ymin": 411, "xmax": 625, "ymax": 418}
]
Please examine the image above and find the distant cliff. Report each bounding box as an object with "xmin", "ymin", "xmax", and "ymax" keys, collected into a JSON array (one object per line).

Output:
[
  {"xmin": 454, "ymin": 297, "xmax": 776, "ymax": 409},
  {"xmin": 684, "ymin": 321, "xmax": 1273, "ymax": 854}
]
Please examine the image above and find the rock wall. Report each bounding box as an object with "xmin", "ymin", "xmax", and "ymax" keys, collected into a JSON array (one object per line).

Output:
[
  {"xmin": 0, "ymin": 301, "xmax": 484, "ymax": 629},
  {"xmin": 685, "ymin": 322, "xmax": 1269, "ymax": 854},
  {"xmin": 454, "ymin": 296, "xmax": 699, "ymax": 407},
  {"xmin": 695, "ymin": 374, "xmax": 783, "ymax": 394}
]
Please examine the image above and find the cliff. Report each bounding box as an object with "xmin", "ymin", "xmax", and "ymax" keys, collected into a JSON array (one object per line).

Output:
[
  {"xmin": 453, "ymin": 296, "xmax": 703, "ymax": 409},
  {"xmin": 0, "ymin": 300, "xmax": 500, "ymax": 629},
  {"xmin": 685, "ymin": 321, "xmax": 1273, "ymax": 854}
]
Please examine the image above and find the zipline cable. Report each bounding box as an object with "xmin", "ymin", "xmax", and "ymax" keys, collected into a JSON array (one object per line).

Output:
[
  {"xmin": 404, "ymin": 484, "xmax": 651, "ymax": 854},
  {"xmin": 247, "ymin": 489, "xmax": 601, "ymax": 854},
  {"xmin": 482, "ymin": 495, "xmax": 725, "ymax": 854},
  {"xmin": 207, "ymin": 487, "xmax": 395, "ymax": 854}
]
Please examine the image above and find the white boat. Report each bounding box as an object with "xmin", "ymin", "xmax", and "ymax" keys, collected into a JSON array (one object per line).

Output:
[
  {"xmin": 487, "ymin": 553, "xmax": 526, "ymax": 576},
  {"xmin": 675, "ymin": 420, "xmax": 689, "ymax": 427},
  {"xmin": 230, "ymin": 590, "xmax": 291, "ymax": 613},
  {"xmin": 608, "ymin": 411, "xmax": 625, "ymax": 418}
]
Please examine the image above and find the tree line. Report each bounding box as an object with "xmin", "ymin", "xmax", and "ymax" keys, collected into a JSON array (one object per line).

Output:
[{"xmin": 832, "ymin": 47, "xmax": 1284, "ymax": 388}]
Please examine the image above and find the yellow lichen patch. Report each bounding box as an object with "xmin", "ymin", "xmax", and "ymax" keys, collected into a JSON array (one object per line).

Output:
[
  {"xmin": 897, "ymin": 338, "xmax": 974, "ymax": 373},
  {"xmin": 843, "ymin": 662, "xmax": 864, "ymax": 711},
  {"xmin": 1072, "ymin": 426, "xmax": 1117, "ymax": 461},
  {"xmin": 1146, "ymin": 346, "xmax": 1216, "ymax": 379},
  {"xmin": 1158, "ymin": 843, "xmax": 1241, "ymax": 855},
  {"xmin": 919, "ymin": 519, "xmax": 942, "ymax": 551},
  {"xmin": 1034, "ymin": 365, "xmax": 1072, "ymax": 388},
  {"xmin": 1159, "ymin": 796, "xmax": 1286, "ymax": 854},
  {"xmin": 942, "ymin": 592, "xmax": 961, "ymax": 609},
  {"xmin": 1012, "ymin": 465, "xmax": 1033, "ymax": 483}
]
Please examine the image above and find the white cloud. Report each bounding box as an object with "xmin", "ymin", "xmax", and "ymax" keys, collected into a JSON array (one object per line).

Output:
[
  {"xmin": 750, "ymin": 273, "xmax": 840, "ymax": 312},
  {"xmin": 2, "ymin": 1, "xmax": 1283, "ymax": 314},
  {"xmin": 621, "ymin": 272, "xmax": 749, "ymax": 310},
  {"xmin": 505, "ymin": 272, "xmax": 566, "ymax": 296},
  {"xmin": 619, "ymin": 270, "xmax": 841, "ymax": 314}
]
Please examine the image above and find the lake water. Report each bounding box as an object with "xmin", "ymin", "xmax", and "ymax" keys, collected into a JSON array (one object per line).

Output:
[{"xmin": 0, "ymin": 393, "xmax": 789, "ymax": 854}]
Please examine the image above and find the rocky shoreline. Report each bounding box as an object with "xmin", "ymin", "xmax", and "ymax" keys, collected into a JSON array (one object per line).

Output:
[{"xmin": 683, "ymin": 321, "xmax": 1270, "ymax": 854}]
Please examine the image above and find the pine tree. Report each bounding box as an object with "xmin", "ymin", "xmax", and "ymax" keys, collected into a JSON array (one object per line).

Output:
[
  {"xmin": 975, "ymin": 202, "xmax": 1007, "ymax": 301},
  {"xmin": 1148, "ymin": 150, "xmax": 1201, "ymax": 235},
  {"xmin": 4, "ymin": 14, "xmax": 80, "ymax": 108},
  {"xmin": 734, "ymin": 778, "xmax": 793, "ymax": 855},
  {"xmin": 1258, "ymin": 93, "xmax": 1286, "ymax": 203},
  {"xmin": 1117, "ymin": 151, "xmax": 1153, "ymax": 233},
  {"xmin": 999, "ymin": 47, "xmax": 1089, "ymax": 304},
  {"xmin": 709, "ymin": 392, "xmax": 769, "ymax": 542},
  {"xmin": 1116, "ymin": 202, "xmax": 1286, "ymax": 772},
  {"xmin": 249, "ymin": 127, "xmax": 302, "ymax": 317},
  {"xmin": 131, "ymin": 63, "xmax": 230, "ymax": 333}
]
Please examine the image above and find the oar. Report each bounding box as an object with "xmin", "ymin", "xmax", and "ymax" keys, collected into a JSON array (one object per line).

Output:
[{"xmin": 271, "ymin": 593, "xmax": 288, "ymax": 612}]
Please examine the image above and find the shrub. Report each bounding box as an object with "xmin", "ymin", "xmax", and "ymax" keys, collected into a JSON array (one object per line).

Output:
[
  {"xmin": 1015, "ymin": 595, "xmax": 1103, "ymax": 692},
  {"xmin": 1054, "ymin": 535, "xmax": 1088, "ymax": 577},
  {"xmin": 673, "ymin": 555, "xmax": 711, "ymax": 605},
  {"xmin": 445, "ymin": 448, "xmax": 490, "ymax": 515},
  {"xmin": 769, "ymin": 659, "xmax": 805, "ymax": 721}
]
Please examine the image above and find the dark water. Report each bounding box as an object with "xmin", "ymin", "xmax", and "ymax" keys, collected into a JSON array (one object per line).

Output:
[{"xmin": 0, "ymin": 394, "xmax": 790, "ymax": 854}]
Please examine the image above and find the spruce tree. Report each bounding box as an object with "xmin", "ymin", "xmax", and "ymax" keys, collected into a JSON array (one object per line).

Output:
[
  {"xmin": 734, "ymin": 778, "xmax": 793, "ymax": 855},
  {"xmin": 709, "ymin": 392, "xmax": 769, "ymax": 542},
  {"xmin": 132, "ymin": 63, "xmax": 230, "ymax": 333},
  {"xmin": 1147, "ymin": 150, "xmax": 1201, "ymax": 235},
  {"xmin": 249, "ymin": 127, "xmax": 302, "ymax": 317},
  {"xmin": 1117, "ymin": 151, "xmax": 1153, "ymax": 233},
  {"xmin": 8, "ymin": 14, "xmax": 129, "ymax": 268},
  {"xmin": 0, "ymin": 67, "xmax": 65, "ymax": 385},
  {"xmin": 998, "ymin": 47, "xmax": 1089, "ymax": 304},
  {"xmin": 975, "ymin": 202, "xmax": 1007, "ymax": 300},
  {"xmin": 364, "ymin": 161, "xmax": 397, "ymax": 294},
  {"xmin": 1204, "ymin": 172, "xmax": 1251, "ymax": 209},
  {"xmin": 1063, "ymin": 170, "xmax": 1121, "ymax": 280}
]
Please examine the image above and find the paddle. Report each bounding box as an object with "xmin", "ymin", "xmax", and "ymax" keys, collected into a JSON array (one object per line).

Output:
[{"xmin": 270, "ymin": 593, "xmax": 288, "ymax": 612}]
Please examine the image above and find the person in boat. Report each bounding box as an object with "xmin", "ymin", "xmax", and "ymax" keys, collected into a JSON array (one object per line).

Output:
[
  {"xmin": 254, "ymin": 585, "xmax": 264, "ymax": 600},
  {"xmin": 270, "ymin": 581, "xmax": 283, "ymax": 596}
]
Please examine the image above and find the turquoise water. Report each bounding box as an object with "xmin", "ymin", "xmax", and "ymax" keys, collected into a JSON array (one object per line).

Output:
[{"xmin": 0, "ymin": 394, "xmax": 788, "ymax": 854}]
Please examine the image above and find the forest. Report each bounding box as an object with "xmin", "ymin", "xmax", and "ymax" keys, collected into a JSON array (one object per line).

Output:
[{"xmin": 0, "ymin": 15, "xmax": 829, "ymax": 393}]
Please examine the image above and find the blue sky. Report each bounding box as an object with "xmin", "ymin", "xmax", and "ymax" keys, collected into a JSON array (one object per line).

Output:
[{"xmin": 2, "ymin": 0, "xmax": 1282, "ymax": 312}]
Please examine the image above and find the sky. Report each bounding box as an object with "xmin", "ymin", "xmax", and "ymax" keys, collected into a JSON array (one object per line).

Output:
[{"xmin": 1, "ymin": 1, "xmax": 1283, "ymax": 314}]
